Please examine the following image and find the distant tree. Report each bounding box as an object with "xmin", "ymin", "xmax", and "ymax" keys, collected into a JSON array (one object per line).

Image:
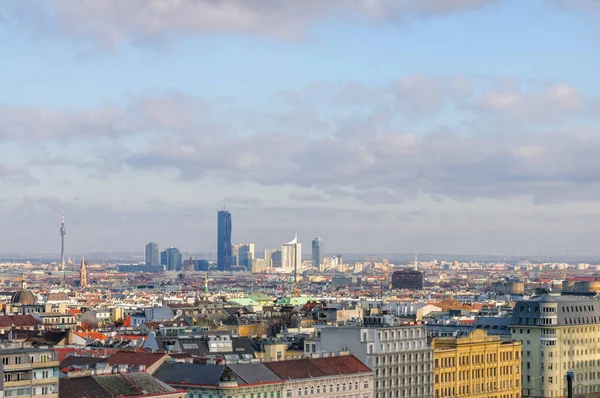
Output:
[
  {"xmin": 436, "ymin": 297, "xmax": 461, "ymax": 311},
  {"xmin": 264, "ymin": 313, "xmax": 296, "ymax": 338}
]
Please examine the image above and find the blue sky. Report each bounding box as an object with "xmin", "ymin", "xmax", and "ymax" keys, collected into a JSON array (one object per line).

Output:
[{"xmin": 2, "ymin": 0, "xmax": 600, "ymax": 256}]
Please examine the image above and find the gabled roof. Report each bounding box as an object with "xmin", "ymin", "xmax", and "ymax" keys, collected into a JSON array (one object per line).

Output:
[
  {"xmin": 228, "ymin": 363, "xmax": 282, "ymax": 384},
  {"xmin": 73, "ymin": 331, "xmax": 110, "ymax": 341},
  {"xmin": 60, "ymin": 356, "xmax": 105, "ymax": 370},
  {"xmin": 265, "ymin": 355, "xmax": 371, "ymax": 380},
  {"xmin": 106, "ymin": 351, "xmax": 169, "ymax": 368},
  {"xmin": 264, "ymin": 358, "xmax": 326, "ymax": 379},
  {"xmin": 60, "ymin": 372, "xmax": 179, "ymax": 397},
  {"xmin": 154, "ymin": 362, "xmax": 225, "ymax": 385},
  {"xmin": 122, "ymin": 315, "xmax": 132, "ymax": 327},
  {"xmin": 0, "ymin": 314, "xmax": 42, "ymax": 328},
  {"xmin": 309, "ymin": 355, "xmax": 372, "ymax": 375}
]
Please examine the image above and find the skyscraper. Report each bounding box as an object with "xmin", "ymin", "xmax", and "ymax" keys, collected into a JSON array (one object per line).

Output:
[
  {"xmin": 311, "ymin": 237, "xmax": 323, "ymax": 269},
  {"xmin": 217, "ymin": 210, "xmax": 232, "ymax": 271},
  {"xmin": 281, "ymin": 234, "xmax": 301, "ymax": 283},
  {"xmin": 146, "ymin": 242, "xmax": 160, "ymax": 265},
  {"xmin": 145, "ymin": 242, "xmax": 159, "ymax": 266},
  {"xmin": 161, "ymin": 247, "xmax": 182, "ymax": 271},
  {"xmin": 237, "ymin": 244, "xmax": 254, "ymax": 270}
]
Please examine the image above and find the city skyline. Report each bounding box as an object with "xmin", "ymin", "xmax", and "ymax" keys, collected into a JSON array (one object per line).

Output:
[{"xmin": 3, "ymin": 1, "xmax": 600, "ymax": 254}]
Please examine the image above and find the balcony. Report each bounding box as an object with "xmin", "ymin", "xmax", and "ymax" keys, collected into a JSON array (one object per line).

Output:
[
  {"xmin": 32, "ymin": 377, "xmax": 59, "ymax": 385},
  {"xmin": 3, "ymin": 363, "xmax": 32, "ymax": 371},
  {"xmin": 31, "ymin": 360, "xmax": 60, "ymax": 369},
  {"xmin": 4, "ymin": 378, "xmax": 32, "ymax": 388}
]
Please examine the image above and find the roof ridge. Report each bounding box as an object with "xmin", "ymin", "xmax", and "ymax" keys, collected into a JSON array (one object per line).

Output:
[{"xmin": 120, "ymin": 372, "xmax": 144, "ymax": 395}]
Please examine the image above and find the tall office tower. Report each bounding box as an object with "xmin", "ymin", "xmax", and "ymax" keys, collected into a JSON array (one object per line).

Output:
[
  {"xmin": 311, "ymin": 237, "xmax": 323, "ymax": 269},
  {"xmin": 217, "ymin": 210, "xmax": 232, "ymax": 271},
  {"xmin": 391, "ymin": 269, "xmax": 424, "ymax": 290},
  {"xmin": 270, "ymin": 250, "xmax": 282, "ymax": 268},
  {"xmin": 145, "ymin": 242, "xmax": 159, "ymax": 266},
  {"xmin": 263, "ymin": 249, "xmax": 276, "ymax": 267},
  {"xmin": 79, "ymin": 256, "xmax": 87, "ymax": 288},
  {"xmin": 237, "ymin": 244, "xmax": 255, "ymax": 270},
  {"xmin": 281, "ymin": 234, "xmax": 301, "ymax": 283},
  {"xmin": 161, "ymin": 247, "xmax": 182, "ymax": 271},
  {"xmin": 510, "ymin": 294, "xmax": 600, "ymax": 398},
  {"xmin": 60, "ymin": 210, "xmax": 66, "ymax": 272}
]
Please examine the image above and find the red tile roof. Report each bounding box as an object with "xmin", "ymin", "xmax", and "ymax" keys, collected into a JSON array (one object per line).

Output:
[
  {"xmin": 0, "ymin": 314, "xmax": 42, "ymax": 328},
  {"xmin": 265, "ymin": 355, "xmax": 371, "ymax": 380},
  {"xmin": 73, "ymin": 331, "xmax": 109, "ymax": 341},
  {"xmin": 309, "ymin": 355, "xmax": 372, "ymax": 375}
]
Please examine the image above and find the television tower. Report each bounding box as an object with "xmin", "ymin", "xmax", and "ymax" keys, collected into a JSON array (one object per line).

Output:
[{"xmin": 60, "ymin": 210, "xmax": 66, "ymax": 274}]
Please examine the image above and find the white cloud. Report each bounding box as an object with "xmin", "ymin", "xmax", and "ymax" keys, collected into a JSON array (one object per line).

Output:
[
  {"xmin": 2, "ymin": 77, "xmax": 600, "ymax": 206},
  {"xmin": 1, "ymin": 0, "xmax": 499, "ymax": 49}
]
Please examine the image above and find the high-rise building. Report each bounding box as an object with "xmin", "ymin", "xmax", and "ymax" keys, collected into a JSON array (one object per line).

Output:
[
  {"xmin": 217, "ymin": 210, "xmax": 232, "ymax": 271},
  {"xmin": 282, "ymin": 234, "xmax": 301, "ymax": 283},
  {"xmin": 510, "ymin": 294, "xmax": 600, "ymax": 398},
  {"xmin": 145, "ymin": 242, "xmax": 159, "ymax": 266},
  {"xmin": 433, "ymin": 329, "xmax": 521, "ymax": 398},
  {"xmin": 237, "ymin": 244, "xmax": 255, "ymax": 270},
  {"xmin": 161, "ymin": 247, "xmax": 182, "ymax": 271},
  {"xmin": 312, "ymin": 237, "xmax": 323, "ymax": 269},
  {"xmin": 271, "ymin": 250, "xmax": 282, "ymax": 268},
  {"xmin": 391, "ymin": 270, "xmax": 424, "ymax": 290}
]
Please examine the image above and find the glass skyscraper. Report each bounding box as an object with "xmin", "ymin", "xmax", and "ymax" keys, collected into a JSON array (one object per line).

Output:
[
  {"xmin": 217, "ymin": 210, "xmax": 232, "ymax": 271},
  {"xmin": 145, "ymin": 242, "xmax": 159, "ymax": 266},
  {"xmin": 312, "ymin": 237, "xmax": 323, "ymax": 268},
  {"xmin": 161, "ymin": 247, "xmax": 182, "ymax": 271}
]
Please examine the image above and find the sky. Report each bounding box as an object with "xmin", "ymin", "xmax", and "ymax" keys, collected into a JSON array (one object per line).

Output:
[{"xmin": 2, "ymin": 0, "xmax": 600, "ymax": 256}]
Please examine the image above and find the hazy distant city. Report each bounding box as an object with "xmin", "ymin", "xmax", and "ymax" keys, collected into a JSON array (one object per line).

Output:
[{"xmin": 3, "ymin": 1, "xmax": 600, "ymax": 398}]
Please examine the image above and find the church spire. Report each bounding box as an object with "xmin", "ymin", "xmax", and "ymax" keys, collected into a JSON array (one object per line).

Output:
[{"xmin": 80, "ymin": 256, "xmax": 87, "ymax": 288}]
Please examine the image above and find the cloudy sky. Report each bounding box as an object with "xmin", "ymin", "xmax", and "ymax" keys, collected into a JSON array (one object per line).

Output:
[{"xmin": 2, "ymin": 0, "xmax": 600, "ymax": 256}]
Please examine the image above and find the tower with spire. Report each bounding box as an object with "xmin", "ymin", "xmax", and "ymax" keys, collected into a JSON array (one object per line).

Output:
[
  {"xmin": 60, "ymin": 210, "xmax": 66, "ymax": 273},
  {"xmin": 80, "ymin": 256, "xmax": 87, "ymax": 288},
  {"xmin": 204, "ymin": 273, "xmax": 209, "ymax": 295}
]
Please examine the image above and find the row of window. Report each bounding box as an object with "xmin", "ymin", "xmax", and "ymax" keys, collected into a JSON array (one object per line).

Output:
[
  {"xmin": 190, "ymin": 392, "xmax": 280, "ymax": 398},
  {"xmin": 1, "ymin": 354, "xmax": 52, "ymax": 365},
  {"xmin": 435, "ymin": 388, "xmax": 519, "ymax": 398},
  {"xmin": 435, "ymin": 352, "xmax": 518, "ymax": 368},
  {"xmin": 296, "ymin": 381, "xmax": 368, "ymax": 396},
  {"xmin": 374, "ymin": 386, "xmax": 429, "ymax": 397},
  {"xmin": 377, "ymin": 329, "xmax": 424, "ymax": 342},
  {"xmin": 376, "ymin": 365, "xmax": 430, "ymax": 375},
  {"xmin": 375, "ymin": 352, "xmax": 432, "ymax": 365},
  {"xmin": 374, "ymin": 376, "xmax": 430, "ymax": 386}
]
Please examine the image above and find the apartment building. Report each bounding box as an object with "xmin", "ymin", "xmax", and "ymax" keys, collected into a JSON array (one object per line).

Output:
[
  {"xmin": 305, "ymin": 321, "xmax": 433, "ymax": 398},
  {"xmin": 265, "ymin": 354, "xmax": 374, "ymax": 398},
  {"xmin": 433, "ymin": 329, "xmax": 521, "ymax": 398},
  {"xmin": 154, "ymin": 353, "xmax": 372, "ymax": 398},
  {"xmin": 510, "ymin": 294, "xmax": 600, "ymax": 398},
  {"xmin": 0, "ymin": 344, "xmax": 60, "ymax": 397}
]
